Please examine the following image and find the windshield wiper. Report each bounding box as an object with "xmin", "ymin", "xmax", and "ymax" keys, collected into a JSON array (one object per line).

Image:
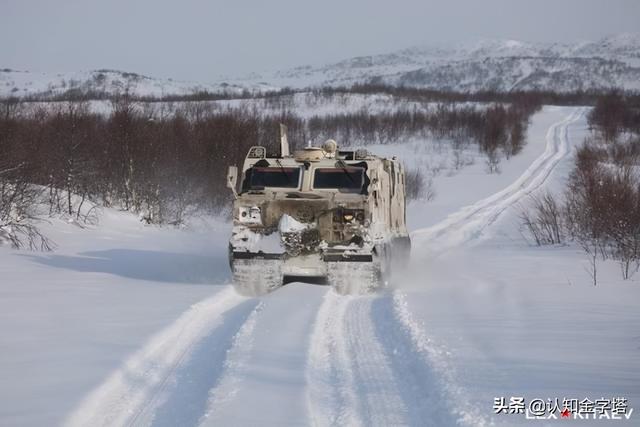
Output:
[
  {"xmin": 275, "ymin": 159, "xmax": 292, "ymax": 184},
  {"xmin": 335, "ymin": 160, "xmax": 356, "ymax": 185}
]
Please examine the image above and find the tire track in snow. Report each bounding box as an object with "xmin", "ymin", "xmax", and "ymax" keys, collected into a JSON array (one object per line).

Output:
[
  {"xmin": 306, "ymin": 292, "xmax": 364, "ymax": 427},
  {"xmin": 346, "ymin": 297, "xmax": 407, "ymax": 426},
  {"xmin": 306, "ymin": 291, "xmax": 406, "ymax": 427},
  {"xmin": 307, "ymin": 290, "xmax": 489, "ymax": 427},
  {"xmin": 305, "ymin": 109, "xmax": 585, "ymax": 426},
  {"xmin": 145, "ymin": 301, "xmax": 263, "ymax": 427},
  {"xmin": 64, "ymin": 286, "xmax": 255, "ymax": 427},
  {"xmin": 199, "ymin": 302, "xmax": 263, "ymax": 425},
  {"xmin": 201, "ymin": 285, "xmax": 327, "ymax": 426},
  {"xmin": 411, "ymin": 108, "xmax": 585, "ymax": 254},
  {"xmin": 370, "ymin": 108, "xmax": 586, "ymax": 426},
  {"xmin": 371, "ymin": 293, "xmax": 491, "ymax": 427}
]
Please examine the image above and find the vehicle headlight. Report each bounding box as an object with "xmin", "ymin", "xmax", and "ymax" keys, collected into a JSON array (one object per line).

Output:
[
  {"xmin": 238, "ymin": 206, "xmax": 262, "ymax": 224},
  {"xmin": 333, "ymin": 209, "xmax": 365, "ymax": 223}
]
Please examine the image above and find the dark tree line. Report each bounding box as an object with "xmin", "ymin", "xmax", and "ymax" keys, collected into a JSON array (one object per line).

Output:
[
  {"xmin": 587, "ymin": 91, "xmax": 640, "ymax": 142},
  {"xmin": 326, "ymin": 84, "xmax": 640, "ymax": 108},
  {"xmin": 2, "ymin": 100, "xmax": 313, "ymax": 223},
  {"xmin": 307, "ymin": 102, "xmax": 536, "ymax": 161},
  {"xmin": 8, "ymin": 81, "xmax": 640, "ymax": 108},
  {"xmin": 15, "ymin": 87, "xmax": 298, "ymax": 103},
  {"xmin": 0, "ymin": 95, "xmax": 539, "ymax": 249}
]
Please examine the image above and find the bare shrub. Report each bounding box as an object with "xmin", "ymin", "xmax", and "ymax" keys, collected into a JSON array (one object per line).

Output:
[
  {"xmin": 563, "ymin": 142, "xmax": 640, "ymax": 280},
  {"xmin": 609, "ymin": 137, "xmax": 640, "ymax": 169},
  {"xmin": 405, "ymin": 168, "xmax": 435, "ymax": 202},
  {"xmin": 485, "ymin": 149, "xmax": 501, "ymax": 174},
  {"xmin": 0, "ymin": 169, "xmax": 53, "ymax": 250},
  {"xmin": 588, "ymin": 91, "xmax": 627, "ymax": 142},
  {"xmin": 519, "ymin": 130, "xmax": 640, "ymax": 281},
  {"xmin": 451, "ymin": 146, "xmax": 474, "ymax": 171},
  {"xmin": 520, "ymin": 192, "xmax": 564, "ymax": 246}
]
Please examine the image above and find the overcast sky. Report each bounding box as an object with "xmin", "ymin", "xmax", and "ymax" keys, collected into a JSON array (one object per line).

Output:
[{"xmin": 1, "ymin": 0, "xmax": 639, "ymax": 82}]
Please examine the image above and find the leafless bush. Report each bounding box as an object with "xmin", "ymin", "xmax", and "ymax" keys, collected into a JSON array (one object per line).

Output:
[
  {"xmin": 405, "ymin": 168, "xmax": 435, "ymax": 202},
  {"xmin": 0, "ymin": 169, "xmax": 53, "ymax": 250},
  {"xmin": 519, "ymin": 128, "xmax": 640, "ymax": 281},
  {"xmin": 609, "ymin": 137, "xmax": 640, "ymax": 169},
  {"xmin": 576, "ymin": 94, "xmax": 640, "ymax": 279},
  {"xmin": 587, "ymin": 91, "xmax": 640, "ymax": 142},
  {"xmin": 0, "ymin": 222, "xmax": 54, "ymax": 251},
  {"xmin": 520, "ymin": 192, "xmax": 564, "ymax": 246},
  {"xmin": 563, "ymin": 142, "xmax": 640, "ymax": 280},
  {"xmin": 485, "ymin": 149, "xmax": 501, "ymax": 174}
]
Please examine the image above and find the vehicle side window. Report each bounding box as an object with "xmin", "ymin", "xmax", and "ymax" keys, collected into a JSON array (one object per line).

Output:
[
  {"xmin": 313, "ymin": 167, "xmax": 365, "ymax": 193},
  {"xmin": 242, "ymin": 166, "xmax": 301, "ymax": 190}
]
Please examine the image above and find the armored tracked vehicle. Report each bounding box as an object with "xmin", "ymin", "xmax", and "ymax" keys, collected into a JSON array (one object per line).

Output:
[{"xmin": 226, "ymin": 126, "xmax": 410, "ymax": 296}]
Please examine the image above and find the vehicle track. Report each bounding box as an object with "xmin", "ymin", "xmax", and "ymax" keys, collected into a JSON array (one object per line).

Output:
[
  {"xmin": 306, "ymin": 292, "xmax": 406, "ymax": 427},
  {"xmin": 305, "ymin": 108, "xmax": 585, "ymax": 427},
  {"xmin": 371, "ymin": 292, "xmax": 491, "ymax": 427},
  {"xmin": 198, "ymin": 302, "xmax": 264, "ymax": 425},
  {"xmin": 411, "ymin": 108, "xmax": 585, "ymax": 254},
  {"xmin": 64, "ymin": 286, "xmax": 255, "ymax": 427},
  {"xmin": 306, "ymin": 290, "xmax": 490, "ymax": 427},
  {"xmin": 306, "ymin": 292, "xmax": 362, "ymax": 426}
]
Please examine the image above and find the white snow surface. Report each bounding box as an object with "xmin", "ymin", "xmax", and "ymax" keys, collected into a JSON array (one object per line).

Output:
[{"xmin": 1, "ymin": 106, "xmax": 639, "ymax": 426}]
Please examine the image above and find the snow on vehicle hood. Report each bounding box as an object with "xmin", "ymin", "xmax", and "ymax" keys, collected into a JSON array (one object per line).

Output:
[
  {"xmin": 231, "ymin": 226, "xmax": 284, "ymax": 253},
  {"xmin": 231, "ymin": 214, "xmax": 315, "ymax": 254},
  {"xmin": 278, "ymin": 214, "xmax": 312, "ymax": 233}
]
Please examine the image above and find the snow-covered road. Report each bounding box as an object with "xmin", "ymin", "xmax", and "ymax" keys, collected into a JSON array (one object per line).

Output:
[
  {"xmin": 2, "ymin": 107, "xmax": 638, "ymax": 426},
  {"xmin": 411, "ymin": 108, "xmax": 585, "ymax": 255}
]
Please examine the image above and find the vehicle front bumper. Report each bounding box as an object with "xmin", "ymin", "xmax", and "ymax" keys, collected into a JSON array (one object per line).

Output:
[{"xmin": 231, "ymin": 250, "xmax": 373, "ymax": 263}]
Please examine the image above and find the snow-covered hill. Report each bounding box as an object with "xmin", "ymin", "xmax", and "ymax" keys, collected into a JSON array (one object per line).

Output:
[
  {"xmin": 0, "ymin": 69, "xmax": 276, "ymax": 99},
  {"xmin": 2, "ymin": 33, "xmax": 640, "ymax": 98},
  {"xmin": 260, "ymin": 33, "xmax": 640, "ymax": 92}
]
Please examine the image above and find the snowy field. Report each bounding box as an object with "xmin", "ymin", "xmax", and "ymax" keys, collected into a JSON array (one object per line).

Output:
[{"xmin": 1, "ymin": 106, "xmax": 638, "ymax": 426}]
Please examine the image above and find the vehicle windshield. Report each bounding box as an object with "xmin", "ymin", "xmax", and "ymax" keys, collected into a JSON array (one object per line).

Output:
[
  {"xmin": 313, "ymin": 167, "xmax": 365, "ymax": 192},
  {"xmin": 248, "ymin": 167, "xmax": 300, "ymax": 189}
]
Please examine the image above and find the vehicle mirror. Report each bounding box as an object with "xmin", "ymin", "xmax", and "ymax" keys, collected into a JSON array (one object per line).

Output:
[
  {"xmin": 227, "ymin": 166, "xmax": 238, "ymax": 198},
  {"xmin": 369, "ymin": 176, "xmax": 380, "ymax": 192}
]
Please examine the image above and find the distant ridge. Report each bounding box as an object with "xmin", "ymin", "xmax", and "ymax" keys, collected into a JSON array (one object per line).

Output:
[{"xmin": 2, "ymin": 33, "xmax": 639, "ymax": 98}]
